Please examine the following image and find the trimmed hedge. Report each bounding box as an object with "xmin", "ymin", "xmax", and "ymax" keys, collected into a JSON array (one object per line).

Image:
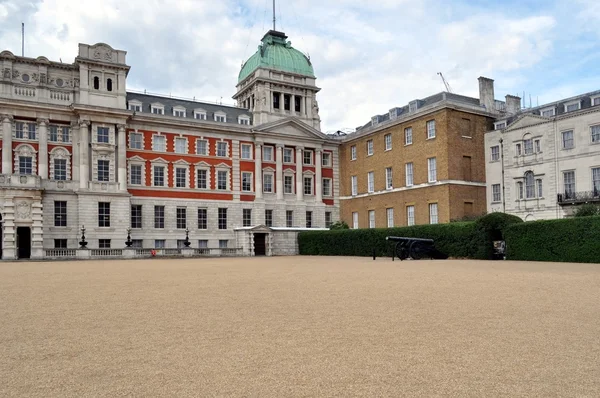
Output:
[
  {"xmin": 505, "ymin": 216, "xmax": 600, "ymax": 263},
  {"xmin": 299, "ymin": 222, "xmax": 482, "ymax": 259},
  {"xmin": 473, "ymin": 212, "xmax": 523, "ymax": 259}
]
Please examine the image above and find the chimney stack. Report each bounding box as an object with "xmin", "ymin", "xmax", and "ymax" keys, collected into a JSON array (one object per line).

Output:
[
  {"xmin": 478, "ymin": 76, "xmax": 495, "ymax": 112},
  {"xmin": 505, "ymin": 95, "xmax": 521, "ymax": 115}
]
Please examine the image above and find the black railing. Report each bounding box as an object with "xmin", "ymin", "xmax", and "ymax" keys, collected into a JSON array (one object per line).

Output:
[{"xmin": 557, "ymin": 190, "xmax": 600, "ymax": 205}]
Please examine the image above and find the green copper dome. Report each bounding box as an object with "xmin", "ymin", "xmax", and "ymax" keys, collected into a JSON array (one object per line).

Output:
[{"xmin": 238, "ymin": 30, "xmax": 315, "ymax": 83}]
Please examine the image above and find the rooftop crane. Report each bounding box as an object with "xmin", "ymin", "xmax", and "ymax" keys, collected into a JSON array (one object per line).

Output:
[{"xmin": 437, "ymin": 72, "xmax": 453, "ymax": 93}]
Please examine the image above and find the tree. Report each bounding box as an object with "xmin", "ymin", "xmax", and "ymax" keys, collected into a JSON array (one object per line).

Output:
[
  {"xmin": 329, "ymin": 220, "xmax": 349, "ymax": 230},
  {"xmin": 573, "ymin": 203, "xmax": 600, "ymax": 217}
]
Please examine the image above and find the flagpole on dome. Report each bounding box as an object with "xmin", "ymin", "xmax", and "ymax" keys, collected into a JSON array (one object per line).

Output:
[{"xmin": 273, "ymin": 0, "xmax": 276, "ymax": 31}]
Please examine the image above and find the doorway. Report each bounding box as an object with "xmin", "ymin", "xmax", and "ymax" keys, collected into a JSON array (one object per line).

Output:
[
  {"xmin": 16, "ymin": 227, "xmax": 31, "ymax": 259},
  {"xmin": 254, "ymin": 233, "xmax": 267, "ymax": 256}
]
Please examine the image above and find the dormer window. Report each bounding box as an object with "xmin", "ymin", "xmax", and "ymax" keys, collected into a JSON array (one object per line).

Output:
[
  {"xmin": 540, "ymin": 107, "xmax": 555, "ymax": 117},
  {"xmin": 173, "ymin": 106, "xmax": 186, "ymax": 118},
  {"xmin": 194, "ymin": 109, "xmax": 207, "ymax": 120},
  {"xmin": 592, "ymin": 96, "xmax": 600, "ymax": 107},
  {"xmin": 214, "ymin": 111, "xmax": 226, "ymax": 123},
  {"xmin": 564, "ymin": 101, "xmax": 581, "ymax": 113},
  {"xmin": 151, "ymin": 103, "xmax": 164, "ymax": 115},
  {"xmin": 409, "ymin": 100, "xmax": 418, "ymax": 113},
  {"xmin": 128, "ymin": 101, "xmax": 142, "ymax": 112},
  {"xmin": 238, "ymin": 115, "xmax": 250, "ymax": 125},
  {"xmin": 494, "ymin": 121, "xmax": 506, "ymax": 130}
]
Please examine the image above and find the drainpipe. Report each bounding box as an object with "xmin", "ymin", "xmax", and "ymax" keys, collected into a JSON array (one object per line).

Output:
[{"xmin": 500, "ymin": 137, "xmax": 506, "ymax": 213}]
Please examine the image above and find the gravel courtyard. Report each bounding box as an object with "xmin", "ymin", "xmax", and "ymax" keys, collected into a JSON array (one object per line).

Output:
[{"xmin": 1, "ymin": 256, "xmax": 599, "ymax": 397}]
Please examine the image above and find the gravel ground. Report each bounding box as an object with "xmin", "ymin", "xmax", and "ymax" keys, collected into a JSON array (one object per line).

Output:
[{"xmin": 1, "ymin": 256, "xmax": 599, "ymax": 397}]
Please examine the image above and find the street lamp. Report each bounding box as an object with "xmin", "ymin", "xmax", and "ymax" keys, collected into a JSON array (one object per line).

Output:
[
  {"xmin": 184, "ymin": 227, "xmax": 191, "ymax": 247},
  {"xmin": 125, "ymin": 227, "xmax": 133, "ymax": 247},
  {"xmin": 79, "ymin": 225, "xmax": 88, "ymax": 249}
]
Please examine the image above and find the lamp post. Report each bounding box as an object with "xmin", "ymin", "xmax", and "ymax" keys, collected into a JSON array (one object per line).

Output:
[
  {"xmin": 125, "ymin": 227, "xmax": 133, "ymax": 247},
  {"xmin": 79, "ymin": 225, "xmax": 88, "ymax": 249},
  {"xmin": 184, "ymin": 227, "xmax": 191, "ymax": 247}
]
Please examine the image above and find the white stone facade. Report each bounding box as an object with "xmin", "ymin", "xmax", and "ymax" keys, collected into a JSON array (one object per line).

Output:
[
  {"xmin": 485, "ymin": 90, "xmax": 600, "ymax": 221},
  {"xmin": 0, "ymin": 41, "xmax": 340, "ymax": 260}
]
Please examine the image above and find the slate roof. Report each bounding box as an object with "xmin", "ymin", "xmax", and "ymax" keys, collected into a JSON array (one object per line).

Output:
[{"xmin": 126, "ymin": 92, "xmax": 252, "ymax": 125}]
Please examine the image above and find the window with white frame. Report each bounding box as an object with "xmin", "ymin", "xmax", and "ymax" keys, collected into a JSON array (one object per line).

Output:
[
  {"xmin": 517, "ymin": 181, "xmax": 524, "ymax": 199},
  {"xmin": 351, "ymin": 175, "xmax": 358, "ymax": 196},
  {"xmin": 426, "ymin": 120, "xmax": 436, "ymax": 139},
  {"xmin": 175, "ymin": 137, "xmax": 187, "ymax": 154},
  {"xmin": 242, "ymin": 172, "xmax": 252, "ymax": 192},
  {"xmin": 591, "ymin": 125, "xmax": 600, "ymax": 143},
  {"xmin": 304, "ymin": 176, "xmax": 313, "ymax": 195},
  {"xmin": 385, "ymin": 134, "xmax": 392, "ymax": 151},
  {"xmin": 196, "ymin": 168, "xmax": 208, "ymax": 189},
  {"xmin": 428, "ymin": 158, "xmax": 437, "ymax": 183},
  {"xmin": 284, "ymin": 148, "xmax": 293, "ymax": 163},
  {"xmin": 284, "ymin": 174, "xmax": 294, "ymax": 194},
  {"xmin": 130, "ymin": 164, "xmax": 142, "ymax": 185},
  {"xmin": 154, "ymin": 206, "xmax": 165, "ymax": 228},
  {"xmin": 351, "ymin": 145, "xmax": 357, "ymax": 160},
  {"xmin": 303, "ymin": 150, "xmax": 313, "ymax": 165},
  {"xmin": 243, "ymin": 209, "xmax": 252, "ymax": 227},
  {"xmin": 385, "ymin": 167, "xmax": 393, "ymax": 189},
  {"xmin": 217, "ymin": 141, "xmax": 228, "ymax": 157},
  {"xmin": 98, "ymin": 202, "xmax": 111, "ymax": 227},
  {"xmin": 263, "ymin": 146, "xmax": 274, "ymax": 161},
  {"xmin": 352, "ymin": 212, "xmax": 359, "ymax": 229},
  {"xmin": 97, "ymin": 127, "xmax": 109, "ymax": 144},
  {"xmin": 523, "ymin": 138, "xmax": 533, "ymax": 155},
  {"xmin": 153, "ymin": 135, "xmax": 166, "ymax": 152},
  {"xmin": 516, "ymin": 143, "xmax": 522, "ymax": 155},
  {"xmin": 407, "ymin": 206, "xmax": 415, "ymax": 226},
  {"xmin": 306, "ymin": 211, "xmax": 313, "ymax": 228},
  {"xmin": 405, "ymin": 163, "xmax": 414, "ymax": 186},
  {"xmin": 175, "ymin": 167, "xmax": 187, "ymax": 188},
  {"xmin": 565, "ymin": 101, "xmax": 580, "ymax": 112},
  {"xmin": 217, "ymin": 170, "xmax": 228, "ymax": 190},
  {"xmin": 325, "ymin": 212, "xmax": 332, "ymax": 229},
  {"xmin": 214, "ymin": 112, "xmax": 226, "ymax": 122},
  {"xmin": 54, "ymin": 159, "xmax": 67, "ymax": 181},
  {"xmin": 153, "ymin": 165, "xmax": 165, "ymax": 187},
  {"xmin": 535, "ymin": 139, "xmax": 541, "ymax": 153},
  {"xmin": 241, "ymin": 144, "xmax": 252, "ymax": 160},
  {"xmin": 98, "ymin": 159, "xmax": 110, "ymax": 182},
  {"xmin": 494, "ymin": 122, "xmax": 506, "ymax": 130},
  {"xmin": 130, "ymin": 132, "xmax": 142, "ymax": 149},
  {"xmin": 322, "ymin": 152, "xmax": 331, "ymax": 167},
  {"xmin": 541, "ymin": 107, "xmax": 555, "ymax": 117},
  {"xmin": 197, "ymin": 209, "xmax": 207, "ymax": 230},
  {"xmin": 429, "ymin": 203, "xmax": 438, "ymax": 224},
  {"xmin": 19, "ymin": 156, "xmax": 33, "ymax": 175},
  {"xmin": 218, "ymin": 208, "xmax": 227, "ymax": 230},
  {"xmin": 49, "ymin": 125, "xmax": 58, "ymax": 142},
  {"xmin": 28, "ymin": 123, "xmax": 36, "ymax": 139},
  {"xmin": 366, "ymin": 140, "xmax": 373, "ymax": 156},
  {"xmin": 238, "ymin": 116, "xmax": 250, "ymax": 125},
  {"xmin": 322, "ymin": 178, "xmax": 332, "ymax": 197},
  {"xmin": 562, "ymin": 130, "xmax": 574, "ymax": 149},
  {"xmin": 592, "ymin": 167, "xmax": 600, "ymax": 194},
  {"xmin": 491, "ymin": 145, "xmax": 500, "ymax": 161},
  {"xmin": 386, "ymin": 208, "xmax": 394, "ymax": 228},
  {"xmin": 155, "ymin": 239, "xmax": 166, "ymax": 248},
  {"xmin": 492, "ymin": 184, "xmax": 501, "ymax": 202},
  {"xmin": 54, "ymin": 201, "xmax": 67, "ymax": 227},
  {"xmin": 173, "ymin": 107, "xmax": 186, "ymax": 117},
  {"xmin": 593, "ymin": 97, "xmax": 600, "ymax": 106},
  {"xmin": 405, "ymin": 127, "xmax": 413, "ymax": 145},
  {"xmin": 525, "ymin": 171, "xmax": 535, "ymax": 198},
  {"xmin": 15, "ymin": 122, "xmax": 25, "ymax": 139},
  {"xmin": 194, "ymin": 109, "xmax": 207, "ymax": 120},
  {"xmin": 151, "ymin": 104, "xmax": 164, "ymax": 115},
  {"xmin": 128, "ymin": 102, "xmax": 142, "ymax": 112},
  {"xmin": 176, "ymin": 207, "xmax": 187, "ymax": 229},
  {"xmin": 563, "ymin": 171, "xmax": 575, "ymax": 197},
  {"xmin": 286, "ymin": 210, "xmax": 294, "ymax": 227},
  {"xmin": 536, "ymin": 179, "xmax": 543, "ymax": 198},
  {"xmin": 368, "ymin": 210, "xmax": 375, "ymax": 228},
  {"xmin": 367, "ymin": 171, "xmax": 374, "ymax": 193},
  {"xmin": 263, "ymin": 172, "xmax": 274, "ymax": 193},
  {"xmin": 196, "ymin": 139, "xmax": 208, "ymax": 155}
]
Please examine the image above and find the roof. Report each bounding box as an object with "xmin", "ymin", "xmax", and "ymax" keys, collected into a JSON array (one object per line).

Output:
[
  {"xmin": 238, "ymin": 30, "xmax": 315, "ymax": 83},
  {"xmin": 126, "ymin": 92, "xmax": 252, "ymax": 125}
]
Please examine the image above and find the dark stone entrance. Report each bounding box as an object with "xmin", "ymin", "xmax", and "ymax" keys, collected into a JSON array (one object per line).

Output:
[
  {"xmin": 16, "ymin": 226, "xmax": 31, "ymax": 259},
  {"xmin": 254, "ymin": 233, "xmax": 267, "ymax": 256}
]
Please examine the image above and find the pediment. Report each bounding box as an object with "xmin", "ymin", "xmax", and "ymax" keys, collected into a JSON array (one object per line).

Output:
[
  {"xmin": 251, "ymin": 225, "xmax": 272, "ymax": 232},
  {"xmin": 253, "ymin": 117, "xmax": 328, "ymax": 140},
  {"xmin": 128, "ymin": 155, "xmax": 145, "ymax": 162},
  {"xmin": 150, "ymin": 157, "xmax": 169, "ymax": 164},
  {"xmin": 507, "ymin": 114, "xmax": 550, "ymax": 131}
]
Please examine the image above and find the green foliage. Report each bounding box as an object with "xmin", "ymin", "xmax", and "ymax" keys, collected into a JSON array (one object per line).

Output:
[
  {"xmin": 299, "ymin": 222, "xmax": 482, "ymax": 259},
  {"xmin": 573, "ymin": 204, "xmax": 600, "ymax": 217},
  {"xmin": 472, "ymin": 212, "xmax": 523, "ymax": 259},
  {"xmin": 329, "ymin": 220, "xmax": 350, "ymax": 230},
  {"xmin": 505, "ymin": 216, "xmax": 600, "ymax": 263}
]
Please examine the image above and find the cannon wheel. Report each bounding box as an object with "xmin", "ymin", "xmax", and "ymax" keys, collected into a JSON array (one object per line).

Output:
[
  {"xmin": 395, "ymin": 242, "xmax": 408, "ymax": 260},
  {"xmin": 409, "ymin": 241, "xmax": 428, "ymax": 260}
]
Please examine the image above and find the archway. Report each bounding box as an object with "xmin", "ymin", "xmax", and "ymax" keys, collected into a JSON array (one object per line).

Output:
[{"xmin": 16, "ymin": 227, "xmax": 31, "ymax": 259}]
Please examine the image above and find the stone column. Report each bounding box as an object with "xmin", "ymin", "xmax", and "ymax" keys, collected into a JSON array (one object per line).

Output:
[
  {"xmin": 316, "ymin": 149, "xmax": 323, "ymax": 203},
  {"xmin": 280, "ymin": 92, "xmax": 285, "ymax": 113},
  {"xmin": 2, "ymin": 115, "xmax": 13, "ymax": 174},
  {"xmin": 292, "ymin": 94, "xmax": 296, "ymax": 114},
  {"xmin": 296, "ymin": 147, "xmax": 303, "ymax": 201},
  {"xmin": 276, "ymin": 145, "xmax": 284, "ymax": 200},
  {"xmin": 79, "ymin": 120, "xmax": 90, "ymax": 189},
  {"xmin": 300, "ymin": 94, "xmax": 304, "ymax": 116},
  {"xmin": 254, "ymin": 143, "xmax": 263, "ymax": 199},
  {"xmin": 117, "ymin": 124, "xmax": 127, "ymax": 191},
  {"xmin": 71, "ymin": 122, "xmax": 80, "ymax": 185},
  {"xmin": 37, "ymin": 119, "xmax": 49, "ymax": 179}
]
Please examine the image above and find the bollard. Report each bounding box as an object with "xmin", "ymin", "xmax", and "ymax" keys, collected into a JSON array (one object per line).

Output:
[{"xmin": 372, "ymin": 248, "xmax": 376, "ymax": 260}]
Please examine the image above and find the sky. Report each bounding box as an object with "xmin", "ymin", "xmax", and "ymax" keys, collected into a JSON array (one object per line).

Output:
[{"xmin": 0, "ymin": 0, "xmax": 599, "ymax": 133}]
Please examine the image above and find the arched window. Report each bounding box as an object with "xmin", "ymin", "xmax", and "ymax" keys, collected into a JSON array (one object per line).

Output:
[
  {"xmin": 525, "ymin": 171, "xmax": 535, "ymax": 198},
  {"xmin": 107, "ymin": 78, "xmax": 113, "ymax": 92},
  {"xmin": 93, "ymin": 76, "xmax": 100, "ymax": 90}
]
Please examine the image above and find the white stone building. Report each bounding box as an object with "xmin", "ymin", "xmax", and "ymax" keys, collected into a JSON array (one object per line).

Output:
[
  {"xmin": 485, "ymin": 90, "xmax": 600, "ymax": 220},
  {"xmin": 0, "ymin": 30, "xmax": 339, "ymax": 260}
]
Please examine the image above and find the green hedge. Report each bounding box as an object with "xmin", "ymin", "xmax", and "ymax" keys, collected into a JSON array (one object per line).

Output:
[
  {"xmin": 473, "ymin": 212, "xmax": 523, "ymax": 259},
  {"xmin": 505, "ymin": 216, "xmax": 600, "ymax": 263}
]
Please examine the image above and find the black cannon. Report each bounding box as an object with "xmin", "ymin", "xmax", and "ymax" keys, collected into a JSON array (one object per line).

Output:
[{"xmin": 386, "ymin": 236, "xmax": 447, "ymax": 260}]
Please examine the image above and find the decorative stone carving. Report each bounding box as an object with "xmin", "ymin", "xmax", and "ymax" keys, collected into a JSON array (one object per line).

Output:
[
  {"xmin": 37, "ymin": 118, "xmax": 49, "ymax": 126},
  {"xmin": 31, "ymin": 73, "xmax": 39, "ymax": 82},
  {"xmin": 40, "ymin": 73, "xmax": 47, "ymax": 84},
  {"xmin": 49, "ymin": 147, "xmax": 72, "ymax": 180},
  {"xmin": 93, "ymin": 46, "xmax": 114, "ymax": 62},
  {"xmin": 12, "ymin": 69, "xmax": 20, "ymax": 79},
  {"xmin": 3, "ymin": 68, "xmax": 10, "ymax": 79},
  {"xmin": 16, "ymin": 201, "xmax": 31, "ymax": 220},
  {"xmin": 13, "ymin": 144, "xmax": 38, "ymax": 174},
  {"xmin": 79, "ymin": 120, "xmax": 91, "ymax": 128},
  {"xmin": 74, "ymin": 78, "xmax": 80, "ymax": 87},
  {"xmin": 2, "ymin": 114, "xmax": 13, "ymax": 122}
]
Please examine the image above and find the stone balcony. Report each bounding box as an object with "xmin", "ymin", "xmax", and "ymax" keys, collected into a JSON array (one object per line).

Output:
[
  {"xmin": 42, "ymin": 179, "xmax": 77, "ymax": 191},
  {"xmin": 0, "ymin": 174, "xmax": 42, "ymax": 190}
]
